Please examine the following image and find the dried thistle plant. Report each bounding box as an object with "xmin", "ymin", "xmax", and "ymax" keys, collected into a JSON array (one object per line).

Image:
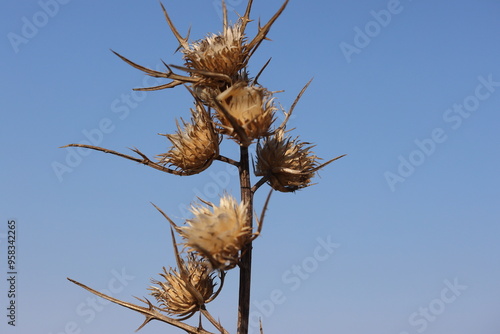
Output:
[{"xmin": 65, "ymin": 1, "xmax": 344, "ymax": 333}]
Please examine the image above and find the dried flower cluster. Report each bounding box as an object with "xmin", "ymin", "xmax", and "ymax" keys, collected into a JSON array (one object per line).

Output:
[
  {"xmin": 256, "ymin": 129, "xmax": 318, "ymax": 192},
  {"xmin": 178, "ymin": 194, "xmax": 252, "ymax": 270},
  {"xmin": 183, "ymin": 22, "xmax": 248, "ymax": 97},
  {"xmin": 158, "ymin": 101, "xmax": 220, "ymax": 174},
  {"xmin": 66, "ymin": 1, "xmax": 344, "ymax": 334},
  {"xmin": 150, "ymin": 254, "xmax": 217, "ymax": 318},
  {"xmin": 215, "ymin": 83, "xmax": 276, "ymax": 146},
  {"xmin": 256, "ymin": 128, "xmax": 345, "ymax": 192}
]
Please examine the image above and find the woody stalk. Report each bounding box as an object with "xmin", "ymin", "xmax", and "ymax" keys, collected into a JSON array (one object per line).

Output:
[{"xmin": 64, "ymin": 1, "xmax": 344, "ymax": 333}]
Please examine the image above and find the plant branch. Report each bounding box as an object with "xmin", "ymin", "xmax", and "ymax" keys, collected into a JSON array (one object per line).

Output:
[
  {"xmin": 253, "ymin": 58, "xmax": 272, "ymax": 86},
  {"xmin": 251, "ymin": 175, "xmax": 269, "ymax": 193},
  {"xmin": 253, "ymin": 189, "xmax": 273, "ymax": 239},
  {"xmin": 67, "ymin": 278, "xmax": 216, "ymax": 334},
  {"xmin": 201, "ymin": 306, "xmax": 229, "ymax": 334},
  {"xmin": 217, "ymin": 155, "xmax": 240, "ymax": 167},
  {"xmin": 237, "ymin": 145, "xmax": 253, "ymax": 334},
  {"xmin": 60, "ymin": 144, "xmax": 198, "ymax": 176}
]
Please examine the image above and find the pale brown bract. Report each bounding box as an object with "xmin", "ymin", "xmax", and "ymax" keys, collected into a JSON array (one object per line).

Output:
[{"xmin": 215, "ymin": 82, "xmax": 276, "ymax": 147}]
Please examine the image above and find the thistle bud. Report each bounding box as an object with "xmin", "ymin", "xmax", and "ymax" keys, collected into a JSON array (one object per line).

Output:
[
  {"xmin": 215, "ymin": 82, "xmax": 275, "ymax": 146},
  {"xmin": 158, "ymin": 103, "xmax": 220, "ymax": 174},
  {"xmin": 179, "ymin": 194, "xmax": 252, "ymax": 270},
  {"xmin": 149, "ymin": 254, "xmax": 216, "ymax": 318}
]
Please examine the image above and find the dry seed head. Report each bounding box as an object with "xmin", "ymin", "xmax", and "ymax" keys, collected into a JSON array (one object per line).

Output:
[
  {"xmin": 183, "ymin": 23, "xmax": 247, "ymax": 83},
  {"xmin": 255, "ymin": 129, "xmax": 322, "ymax": 192},
  {"xmin": 157, "ymin": 103, "xmax": 220, "ymax": 174},
  {"xmin": 215, "ymin": 82, "xmax": 275, "ymax": 146},
  {"xmin": 179, "ymin": 194, "xmax": 251, "ymax": 270},
  {"xmin": 183, "ymin": 23, "xmax": 250, "ymax": 105},
  {"xmin": 112, "ymin": 1, "xmax": 290, "ymax": 93},
  {"xmin": 177, "ymin": 0, "xmax": 290, "ymax": 87},
  {"xmin": 149, "ymin": 254, "xmax": 216, "ymax": 318}
]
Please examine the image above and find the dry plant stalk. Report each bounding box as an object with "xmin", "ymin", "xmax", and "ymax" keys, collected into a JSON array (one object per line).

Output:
[{"xmin": 64, "ymin": 1, "xmax": 344, "ymax": 333}]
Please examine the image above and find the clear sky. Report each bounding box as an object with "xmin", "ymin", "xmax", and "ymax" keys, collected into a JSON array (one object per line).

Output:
[{"xmin": 1, "ymin": 0, "xmax": 499, "ymax": 333}]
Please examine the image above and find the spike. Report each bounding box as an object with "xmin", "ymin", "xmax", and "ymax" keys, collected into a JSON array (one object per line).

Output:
[{"xmin": 160, "ymin": 2, "xmax": 190, "ymax": 51}]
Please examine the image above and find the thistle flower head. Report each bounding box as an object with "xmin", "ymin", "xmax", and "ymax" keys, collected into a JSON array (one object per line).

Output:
[
  {"xmin": 157, "ymin": 103, "xmax": 220, "ymax": 174},
  {"xmin": 149, "ymin": 254, "xmax": 216, "ymax": 318},
  {"xmin": 256, "ymin": 129, "xmax": 337, "ymax": 192},
  {"xmin": 112, "ymin": 1, "xmax": 289, "ymax": 93},
  {"xmin": 180, "ymin": 22, "xmax": 251, "ymax": 105},
  {"xmin": 183, "ymin": 23, "xmax": 247, "ymax": 84},
  {"xmin": 215, "ymin": 82, "xmax": 275, "ymax": 146},
  {"xmin": 179, "ymin": 194, "xmax": 251, "ymax": 270}
]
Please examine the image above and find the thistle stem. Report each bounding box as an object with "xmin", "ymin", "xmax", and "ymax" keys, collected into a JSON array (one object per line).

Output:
[{"xmin": 237, "ymin": 145, "xmax": 253, "ymax": 334}]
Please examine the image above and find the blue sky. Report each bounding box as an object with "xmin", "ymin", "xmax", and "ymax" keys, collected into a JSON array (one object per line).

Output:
[{"xmin": 1, "ymin": 0, "xmax": 499, "ymax": 333}]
